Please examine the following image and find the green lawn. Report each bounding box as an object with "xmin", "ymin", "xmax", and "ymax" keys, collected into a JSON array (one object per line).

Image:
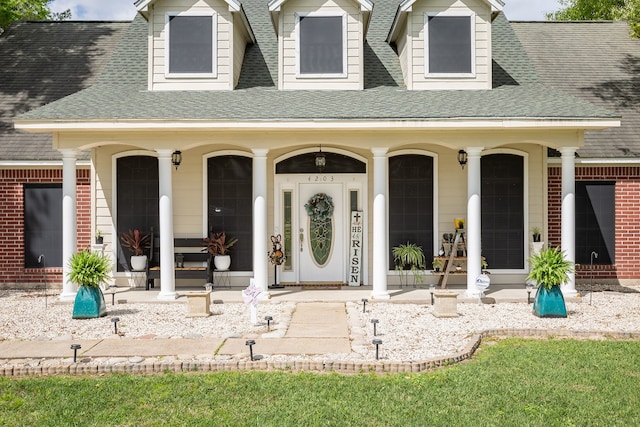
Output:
[{"xmin": 1, "ymin": 338, "xmax": 639, "ymax": 426}]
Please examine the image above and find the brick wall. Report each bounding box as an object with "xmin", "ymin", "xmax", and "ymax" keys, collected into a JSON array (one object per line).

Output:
[
  {"xmin": 548, "ymin": 166, "xmax": 640, "ymax": 281},
  {"xmin": 0, "ymin": 169, "xmax": 91, "ymax": 288}
]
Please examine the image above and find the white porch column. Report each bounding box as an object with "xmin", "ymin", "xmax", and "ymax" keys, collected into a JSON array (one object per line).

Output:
[
  {"xmin": 465, "ymin": 147, "xmax": 483, "ymax": 297},
  {"xmin": 156, "ymin": 149, "xmax": 177, "ymax": 300},
  {"xmin": 60, "ymin": 149, "xmax": 78, "ymax": 301},
  {"xmin": 371, "ymin": 148, "xmax": 390, "ymax": 300},
  {"xmin": 560, "ymin": 147, "xmax": 577, "ymax": 296},
  {"xmin": 253, "ymin": 149, "xmax": 269, "ymax": 296}
]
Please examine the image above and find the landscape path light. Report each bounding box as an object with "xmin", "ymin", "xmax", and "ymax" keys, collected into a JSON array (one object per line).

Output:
[
  {"xmin": 372, "ymin": 339, "xmax": 382, "ymax": 360},
  {"xmin": 70, "ymin": 344, "xmax": 81, "ymax": 363},
  {"xmin": 246, "ymin": 340, "xmax": 256, "ymax": 361},
  {"xmin": 525, "ymin": 282, "xmax": 536, "ymax": 304},
  {"xmin": 371, "ymin": 318, "xmax": 379, "ymax": 336},
  {"xmin": 111, "ymin": 317, "xmax": 120, "ymax": 334}
]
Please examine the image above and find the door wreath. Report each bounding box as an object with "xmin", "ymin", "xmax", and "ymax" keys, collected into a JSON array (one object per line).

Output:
[{"xmin": 304, "ymin": 193, "xmax": 334, "ymax": 266}]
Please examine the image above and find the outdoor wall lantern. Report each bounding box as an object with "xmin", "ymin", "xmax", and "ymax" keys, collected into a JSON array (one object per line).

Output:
[
  {"xmin": 171, "ymin": 150, "xmax": 182, "ymax": 170},
  {"xmin": 457, "ymin": 150, "xmax": 468, "ymax": 169},
  {"xmin": 315, "ymin": 145, "xmax": 326, "ymax": 172}
]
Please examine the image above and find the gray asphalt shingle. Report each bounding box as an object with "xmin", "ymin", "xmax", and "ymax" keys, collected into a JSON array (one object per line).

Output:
[
  {"xmin": 0, "ymin": 21, "xmax": 129, "ymax": 161},
  {"xmin": 512, "ymin": 21, "xmax": 640, "ymax": 158},
  {"xmin": 15, "ymin": 4, "xmax": 616, "ymax": 125}
]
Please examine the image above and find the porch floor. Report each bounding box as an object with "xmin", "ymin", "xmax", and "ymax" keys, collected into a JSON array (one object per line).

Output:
[{"xmin": 105, "ymin": 284, "xmax": 581, "ymax": 305}]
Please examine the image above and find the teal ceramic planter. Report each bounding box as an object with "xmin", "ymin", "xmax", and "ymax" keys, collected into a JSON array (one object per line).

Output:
[
  {"xmin": 533, "ymin": 285, "xmax": 567, "ymax": 318},
  {"xmin": 72, "ymin": 286, "xmax": 107, "ymax": 319}
]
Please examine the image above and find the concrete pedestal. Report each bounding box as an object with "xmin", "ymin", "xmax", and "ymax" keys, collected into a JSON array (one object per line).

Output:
[
  {"xmin": 185, "ymin": 291, "xmax": 211, "ymax": 317},
  {"xmin": 432, "ymin": 291, "xmax": 459, "ymax": 318}
]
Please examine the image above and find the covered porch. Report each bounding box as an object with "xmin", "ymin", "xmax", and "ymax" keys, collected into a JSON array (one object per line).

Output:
[{"xmin": 49, "ymin": 124, "xmax": 599, "ymax": 302}]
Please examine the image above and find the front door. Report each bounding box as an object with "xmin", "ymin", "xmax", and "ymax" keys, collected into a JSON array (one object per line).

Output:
[{"xmin": 299, "ymin": 182, "xmax": 344, "ymax": 282}]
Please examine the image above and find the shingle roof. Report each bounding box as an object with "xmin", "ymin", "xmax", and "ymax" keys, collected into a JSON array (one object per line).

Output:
[
  {"xmin": 16, "ymin": 3, "xmax": 616, "ymax": 126},
  {"xmin": 0, "ymin": 21, "xmax": 129, "ymax": 161},
  {"xmin": 512, "ymin": 21, "xmax": 640, "ymax": 159}
]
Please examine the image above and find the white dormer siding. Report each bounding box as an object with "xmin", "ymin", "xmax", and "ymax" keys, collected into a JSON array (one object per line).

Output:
[
  {"xmin": 390, "ymin": 0, "xmax": 497, "ymax": 90},
  {"xmin": 146, "ymin": 0, "xmax": 253, "ymax": 91},
  {"xmin": 277, "ymin": 0, "xmax": 365, "ymax": 90}
]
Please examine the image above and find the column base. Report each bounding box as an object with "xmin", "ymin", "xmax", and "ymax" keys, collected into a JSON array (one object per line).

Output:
[
  {"xmin": 59, "ymin": 291, "xmax": 77, "ymax": 302},
  {"xmin": 464, "ymin": 289, "xmax": 481, "ymax": 298},
  {"xmin": 157, "ymin": 291, "xmax": 178, "ymax": 301},
  {"xmin": 259, "ymin": 291, "xmax": 271, "ymax": 301},
  {"xmin": 561, "ymin": 286, "xmax": 578, "ymax": 297},
  {"xmin": 370, "ymin": 290, "xmax": 390, "ymax": 300}
]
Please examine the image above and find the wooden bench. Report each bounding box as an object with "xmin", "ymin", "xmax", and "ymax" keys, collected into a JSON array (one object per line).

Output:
[{"xmin": 146, "ymin": 230, "xmax": 213, "ymax": 290}]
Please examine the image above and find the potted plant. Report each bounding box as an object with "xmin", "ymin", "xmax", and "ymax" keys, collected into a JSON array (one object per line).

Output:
[
  {"xmin": 531, "ymin": 226, "xmax": 542, "ymax": 242},
  {"xmin": 432, "ymin": 257, "xmax": 444, "ymax": 272},
  {"xmin": 392, "ymin": 242, "xmax": 426, "ymax": 286},
  {"xmin": 68, "ymin": 249, "xmax": 112, "ymax": 319},
  {"xmin": 120, "ymin": 229, "xmax": 150, "ymax": 271},
  {"xmin": 95, "ymin": 229, "xmax": 103, "ymax": 245},
  {"xmin": 527, "ymin": 247, "xmax": 574, "ymax": 318},
  {"xmin": 481, "ymin": 258, "xmax": 488, "ymax": 272},
  {"xmin": 203, "ymin": 231, "xmax": 238, "ymax": 271}
]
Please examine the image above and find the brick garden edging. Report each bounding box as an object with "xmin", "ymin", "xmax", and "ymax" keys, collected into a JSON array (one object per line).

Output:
[{"xmin": 2, "ymin": 329, "xmax": 639, "ymax": 377}]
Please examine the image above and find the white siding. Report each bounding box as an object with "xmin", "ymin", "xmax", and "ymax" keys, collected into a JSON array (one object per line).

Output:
[
  {"xmin": 279, "ymin": 0, "xmax": 363, "ymax": 90},
  {"xmin": 232, "ymin": 14, "xmax": 250, "ymax": 88},
  {"xmin": 150, "ymin": 0, "xmax": 233, "ymax": 91},
  {"xmin": 409, "ymin": 0, "xmax": 492, "ymax": 90},
  {"xmin": 396, "ymin": 18, "xmax": 410, "ymax": 89}
]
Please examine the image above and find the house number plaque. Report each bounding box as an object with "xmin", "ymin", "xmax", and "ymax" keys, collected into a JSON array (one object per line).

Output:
[{"xmin": 307, "ymin": 175, "xmax": 335, "ymax": 182}]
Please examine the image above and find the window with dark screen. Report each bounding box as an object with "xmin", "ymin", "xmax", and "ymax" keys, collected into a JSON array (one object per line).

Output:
[
  {"xmin": 426, "ymin": 15, "xmax": 473, "ymax": 74},
  {"xmin": 481, "ymin": 154, "xmax": 524, "ymax": 269},
  {"xmin": 207, "ymin": 156, "xmax": 253, "ymax": 271},
  {"xmin": 168, "ymin": 14, "xmax": 215, "ymax": 75},
  {"xmin": 24, "ymin": 184, "xmax": 62, "ymax": 268},
  {"xmin": 298, "ymin": 15, "xmax": 345, "ymax": 75},
  {"xmin": 576, "ymin": 182, "xmax": 615, "ymax": 264},
  {"xmin": 388, "ymin": 155, "xmax": 434, "ymax": 269}
]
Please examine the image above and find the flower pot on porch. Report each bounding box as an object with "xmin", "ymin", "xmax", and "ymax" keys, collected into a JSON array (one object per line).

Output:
[
  {"xmin": 533, "ymin": 285, "xmax": 567, "ymax": 318},
  {"xmin": 72, "ymin": 286, "xmax": 107, "ymax": 319},
  {"xmin": 130, "ymin": 255, "xmax": 147, "ymax": 271},
  {"xmin": 214, "ymin": 255, "xmax": 231, "ymax": 271}
]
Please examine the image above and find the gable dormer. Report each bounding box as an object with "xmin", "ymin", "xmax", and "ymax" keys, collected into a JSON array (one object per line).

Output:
[
  {"xmin": 388, "ymin": 0, "xmax": 503, "ymax": 90},
  {"xmin": 269, "ymin": 0, "xmax": 373, "ymax": 90},
  {"xmin": 136, "ymin": 0, "xmax": 255, "ymax": 91}
]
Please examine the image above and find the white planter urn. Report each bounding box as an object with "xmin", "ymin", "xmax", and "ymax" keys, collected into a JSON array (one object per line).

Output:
[
  {"xmin": 130, "ymin": 255, "xmax": 147, "ymax": 271},
  {"xmin": 214, "ymin": 255, "xmax": 231, "ymax": 271},
  {"xmin": 530, "ymin": 242, "xmax": 545, "ymax": 256}
]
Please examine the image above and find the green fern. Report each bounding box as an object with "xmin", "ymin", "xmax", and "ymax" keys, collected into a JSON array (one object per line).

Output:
[
  {"xmin": 527, "ymin": 247, "xmax": 574, "ymax": 290},
  {"xmin": 67, "ymin": 249, "xmax": 112, "ymax": 288}
]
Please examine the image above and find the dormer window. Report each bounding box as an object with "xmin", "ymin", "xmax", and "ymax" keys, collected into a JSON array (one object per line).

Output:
[
  {"xmin": 296, "ymin": 13, "xmax": 347, "ymax": 78},
  {"xmin": 166, "ymin": 12, "xmax": 217, "ymax": 78},
  {"xmin": 425, "ymin": 13, "xmax": 475, "ymax": 77}
]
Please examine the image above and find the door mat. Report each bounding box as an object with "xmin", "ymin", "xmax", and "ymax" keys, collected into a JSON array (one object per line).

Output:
[
  {"xmin": 301, "ymin": 284, "xmax": 343, "ymax": 290},
  {"xmin": 281, "ymin": 283, "xmax": 345, "ymax": 290}
]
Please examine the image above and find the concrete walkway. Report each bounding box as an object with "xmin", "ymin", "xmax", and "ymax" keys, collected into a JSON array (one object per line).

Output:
[
  {"xmin": 0, "ymin": 302, "xmax": 352, "ymax": 361},
  {"xmin": 2, "ymin": 286, "xmax": 627, "ymax": 376},
  {"xmin": 220, "ymin": 302, "xmax": 351, "ymax": 356}
]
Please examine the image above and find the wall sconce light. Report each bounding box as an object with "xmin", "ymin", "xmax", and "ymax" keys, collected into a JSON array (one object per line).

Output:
[
  {"xmin": 171, "ymin": 150, "xmax": 182, "ymax": 170},
  {"xmin": 457, "ymin": 150, "xmax": 468, "ymax": 170},
  {"xmin": 315, "ymin": 146, "xmax": 326, "ymax": 172}
]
